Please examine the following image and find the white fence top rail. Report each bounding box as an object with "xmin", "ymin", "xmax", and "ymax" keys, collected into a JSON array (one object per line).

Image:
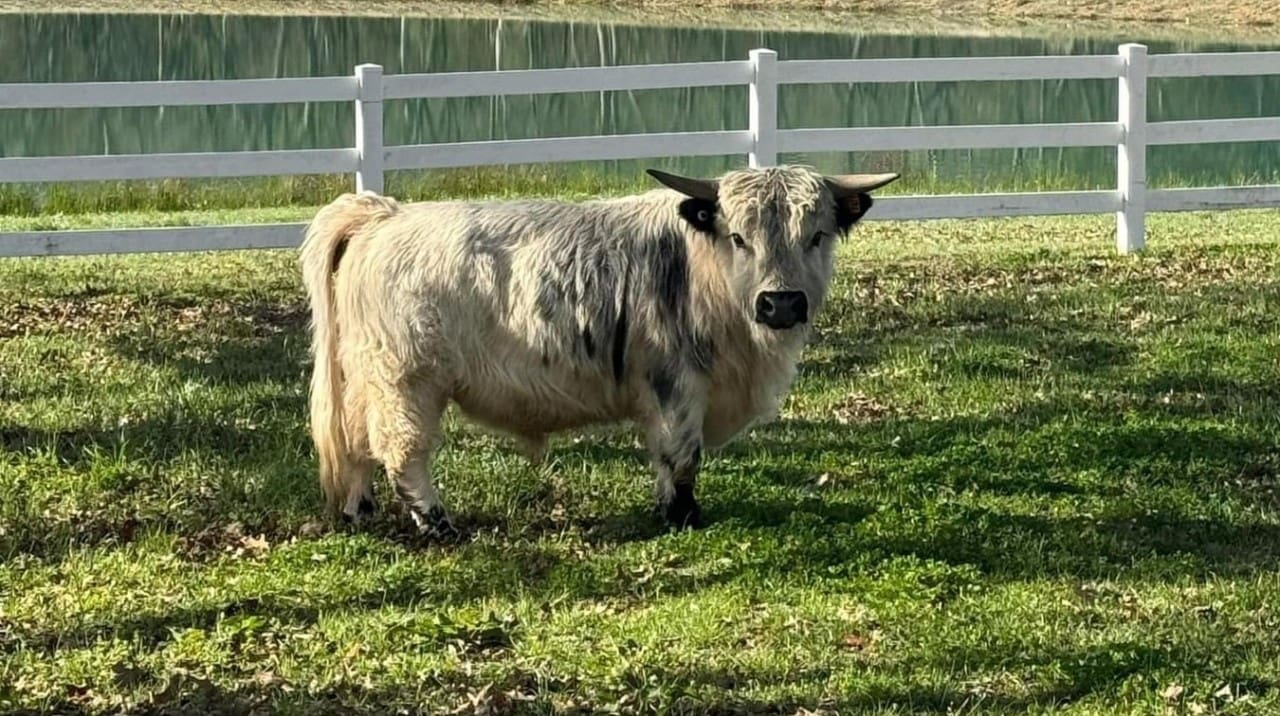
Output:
[
  {"xmin": 385, "ymin": 131, "xmax": 750, "ymax": 171},
  {"xmin": 4, "ymin": 51, "xmax": 1278, "ymax": 111},
  {"xmin": 778, "ymin": 55, "xmax": 1125, "ymax": 84},
  {"xmin": 383, "ymin": 60, "xmax": 752, "ymax": 99},
  {"xmin": 0, "ymin": 76, "xmax": 357, "ymax": 110},
  {"xmin": 1148, "ymin": 51, "xmax": 1280, "ymax": 77}
]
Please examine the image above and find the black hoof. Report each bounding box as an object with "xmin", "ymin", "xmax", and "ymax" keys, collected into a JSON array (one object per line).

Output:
[
  {"xmin": 661, "ymin": 484, "xmax": 704, "ymax": 530},
  {"xmin": 340, "ymin": 494, "xmax": 376, "ymax": 527}
]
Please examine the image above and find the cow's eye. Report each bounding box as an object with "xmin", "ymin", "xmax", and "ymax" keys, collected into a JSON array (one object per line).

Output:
[
  {"xmin": 809, "ymin": 231, "xmax": 827, "ymax": 249},
  {"xmin": 730, "ymin": 233, "xmax": 747, "ymax": 249}
]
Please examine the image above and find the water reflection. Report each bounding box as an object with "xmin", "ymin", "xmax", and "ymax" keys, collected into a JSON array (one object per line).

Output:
[{"xmin": 1, "ymin": 13, "xmax": 1278, "ymax": 185}]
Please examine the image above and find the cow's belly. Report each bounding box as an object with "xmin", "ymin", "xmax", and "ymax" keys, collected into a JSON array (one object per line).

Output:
[
  {"xmin": 450, "ymin": 358, "xmax": 633, "ymax": 440},
  {"xmin": 453, "ymin": 389, "xmax": 621, "ymax": 437},
  {"xmin": 702, "ymin": 407, "xmax": 759, "ymax": 450}
]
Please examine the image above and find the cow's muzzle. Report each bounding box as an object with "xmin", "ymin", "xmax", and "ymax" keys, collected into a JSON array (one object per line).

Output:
[{"xmin": 754, "ymin": 291, "xmax": 808, "ymax": 330}]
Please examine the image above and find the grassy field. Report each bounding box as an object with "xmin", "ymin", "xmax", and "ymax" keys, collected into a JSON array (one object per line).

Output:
[{"xmin": 4, "ymin": 205, "xmax": 1280, "ymax": 714}]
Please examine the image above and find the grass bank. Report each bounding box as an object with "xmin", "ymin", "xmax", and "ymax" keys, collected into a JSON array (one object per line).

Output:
[
  {"xmin": 4, "ymin": 207, "xmax": 1280, "ymax": 713},
  {"xmin": 8, "ymin": 0, "xmax": 1280, "ymax": 43}
]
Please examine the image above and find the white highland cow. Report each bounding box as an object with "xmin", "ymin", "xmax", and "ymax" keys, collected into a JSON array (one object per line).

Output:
[{"xmin": 300, "ymin": 165, "xmax": 899, "ymax": 536}]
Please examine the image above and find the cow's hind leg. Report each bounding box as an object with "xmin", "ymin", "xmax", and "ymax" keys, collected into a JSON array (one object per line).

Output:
[
  {"xmin": 340, "ymin": 457, "xmax": 377, "ymax": 524},
  {"xmin": 393, "ymin": 453, "xmax": 457, "ymax": 541},
  {"xmin": 368, "ymin": 384, "xmax": 458, "ymax": 541},
  {"xmin": 337, "ymin": 391, "xmax": 377, "ymax": 525},
  {"xmin": 516, "ymin": 433, "xmax": 549, "ymax": 465}
]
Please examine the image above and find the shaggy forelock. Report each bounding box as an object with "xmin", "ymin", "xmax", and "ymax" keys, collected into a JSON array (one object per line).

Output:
[{"xmin": 717, "ymin": 165, "xmax": 834, "ymax": 241}]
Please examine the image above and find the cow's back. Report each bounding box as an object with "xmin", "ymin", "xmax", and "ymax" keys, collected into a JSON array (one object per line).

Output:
[{"xmin": 340, "ymin": 194, "xmax": 682, "ymax": 439}]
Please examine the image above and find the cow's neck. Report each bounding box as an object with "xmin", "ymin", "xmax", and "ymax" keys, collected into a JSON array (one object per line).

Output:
[{"xmin": 686, "ymin": 235, "xmax": 807, "ymax": 447}]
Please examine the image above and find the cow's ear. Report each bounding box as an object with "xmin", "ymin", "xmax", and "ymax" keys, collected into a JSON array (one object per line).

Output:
[
  {"xmin": 825, "ymin": 172, "xmax": 899, "ymax": 233},
  {"xmin": 678, "ymin": 198, "xmax": 718, "ymax": 235},
  {"xmin": 835, "ymin": 193, "xmax": 873, "ymax": 233}
]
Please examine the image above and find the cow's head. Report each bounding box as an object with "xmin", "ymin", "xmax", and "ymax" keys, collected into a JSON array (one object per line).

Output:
[{"xmin": 647, "ymin": 165, "xmax": 898, "ymax": 343}]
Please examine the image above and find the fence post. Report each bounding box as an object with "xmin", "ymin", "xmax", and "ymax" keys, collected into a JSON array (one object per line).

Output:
[
  {"xmin": 749, "ymin": 49, "xmax": 778, "ymax": 168},
  {"xmin": 1116, "ymin": 44, "xmax": 1147, "ymax": 254},
  {"xmin": 355, "ymin": 63, "xmax": 385, "ymax": 194}
]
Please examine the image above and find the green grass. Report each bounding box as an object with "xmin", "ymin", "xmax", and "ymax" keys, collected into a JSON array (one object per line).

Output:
[
  {"xmin": 4, "ymin": 206, "xmax": 1280, "ymax": 714},
  {"xmin": 5, "ymin": 165, "xmax": 1278, "ymax": 220},
  {"xmin": 0, "ymin": 169, "xmax": 652, "ymax": 218}
]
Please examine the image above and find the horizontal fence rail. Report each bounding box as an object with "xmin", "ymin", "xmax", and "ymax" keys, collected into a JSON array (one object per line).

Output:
[
  {"xmin": 384, "ymin": 131, "xmax": 752, "ymax": 171},
  {"xmin": 0, "ymin": 148, "xmax": 358, "ymax": 183},
  {"xmin": 777, "ymin": 122, "xmax": 1122, "ymax": 153},
  {"xmin": 777, "ymin": 54, "xmax": 1124, "ymax": 84},
  {"xmin": 1148, "ymin": 51, "xmax": 1280, "ymax": 78},
  {"xmin": 4, "ymin": 224, "xmax": 308, "ymax": 257},
  {"xmin": 382, "ymin": 60, "xmax": 753, "ymax": 99},
  {"xmin": 2, "ymin": 44, "xmax": 1279, "ymax": 257},
  {"xmin": 872, "ymin": 191, "xmax": 1121, "ymax": 221},
  {"xmin": 1148, "ymin": 117, "xmax": 1280, "ymax": 146},
  {"xmin": 1150, "ymin": 186, "xmax": 1280, "ymax": 212},
  {"xmin": 0, "ymin": 76, "xmax": 357, "ymax": 109}
]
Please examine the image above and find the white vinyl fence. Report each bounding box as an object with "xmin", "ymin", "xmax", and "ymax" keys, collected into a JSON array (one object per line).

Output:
[{"xmin": 2, "ymin": 43, "xmax": 1279, "ymax": 258}]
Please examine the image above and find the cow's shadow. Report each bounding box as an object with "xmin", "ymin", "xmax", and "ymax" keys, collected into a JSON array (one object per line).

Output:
[{"xmin": 451, "ymin": 365, "xmax": 1280, "ymax": 583}]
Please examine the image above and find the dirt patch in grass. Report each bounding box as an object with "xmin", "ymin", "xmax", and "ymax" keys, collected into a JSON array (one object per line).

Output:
[
  {"xmin": 831, "ymin": 391, "xmax": 902, "ymax": 424},
  {"xmin": 0, "ymin": 296, "xmax": 306, "ymax": 340}
]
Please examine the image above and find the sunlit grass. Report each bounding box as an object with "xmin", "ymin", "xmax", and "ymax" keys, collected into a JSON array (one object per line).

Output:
[{"xmin": 3, "ymin": 206, "xmax": 1280, "ymax": 713}]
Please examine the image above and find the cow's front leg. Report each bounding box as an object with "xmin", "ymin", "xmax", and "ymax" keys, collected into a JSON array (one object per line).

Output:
[{"xmin": 645, "ymin": 363, "xmax": 708, "ymax": 530}]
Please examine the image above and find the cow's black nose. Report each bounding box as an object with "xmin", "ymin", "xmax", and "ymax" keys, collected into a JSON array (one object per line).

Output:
[{"xmin": 754, "ymin": 291, "xmax": 808, "ymax": 330}]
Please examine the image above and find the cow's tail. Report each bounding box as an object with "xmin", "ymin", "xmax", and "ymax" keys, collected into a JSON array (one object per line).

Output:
[{"xmin": 299, "ymin": 191, "xmax": 400, "ymax": 515}]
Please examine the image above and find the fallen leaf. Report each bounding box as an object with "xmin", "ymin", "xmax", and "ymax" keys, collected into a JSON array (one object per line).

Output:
[
  {"xmin": 1162, "ymin": 683, "xmax": 1185, "ymax": 701},
  {"xmin": 241, "ymin": 534, "xmax": 270, "ymax": 556},
  {"xmin": 840, "ymin": 633, "xmax": 867, "ymax": 651},
  {"xmin": 298, "ymin": 520, "xmax": 327, "ymax": 538},
  {"xmin": 255, "ymin": 670, "xmax": 289, "ymax": 689}
]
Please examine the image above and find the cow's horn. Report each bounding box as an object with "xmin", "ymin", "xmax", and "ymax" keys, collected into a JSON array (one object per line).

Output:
[
  {"xmin": 646, "ymin": 169, "xmax": 719, "ymax": 201},
  {"xmin": 824, "ymin": 173, "xmax": 901, "ymax": 196}
]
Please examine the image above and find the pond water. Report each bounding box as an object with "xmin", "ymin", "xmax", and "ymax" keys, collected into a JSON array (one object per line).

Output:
[{"xmin": 2, "ymin": 13, "xmax": 1279, "ymax": 187}]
